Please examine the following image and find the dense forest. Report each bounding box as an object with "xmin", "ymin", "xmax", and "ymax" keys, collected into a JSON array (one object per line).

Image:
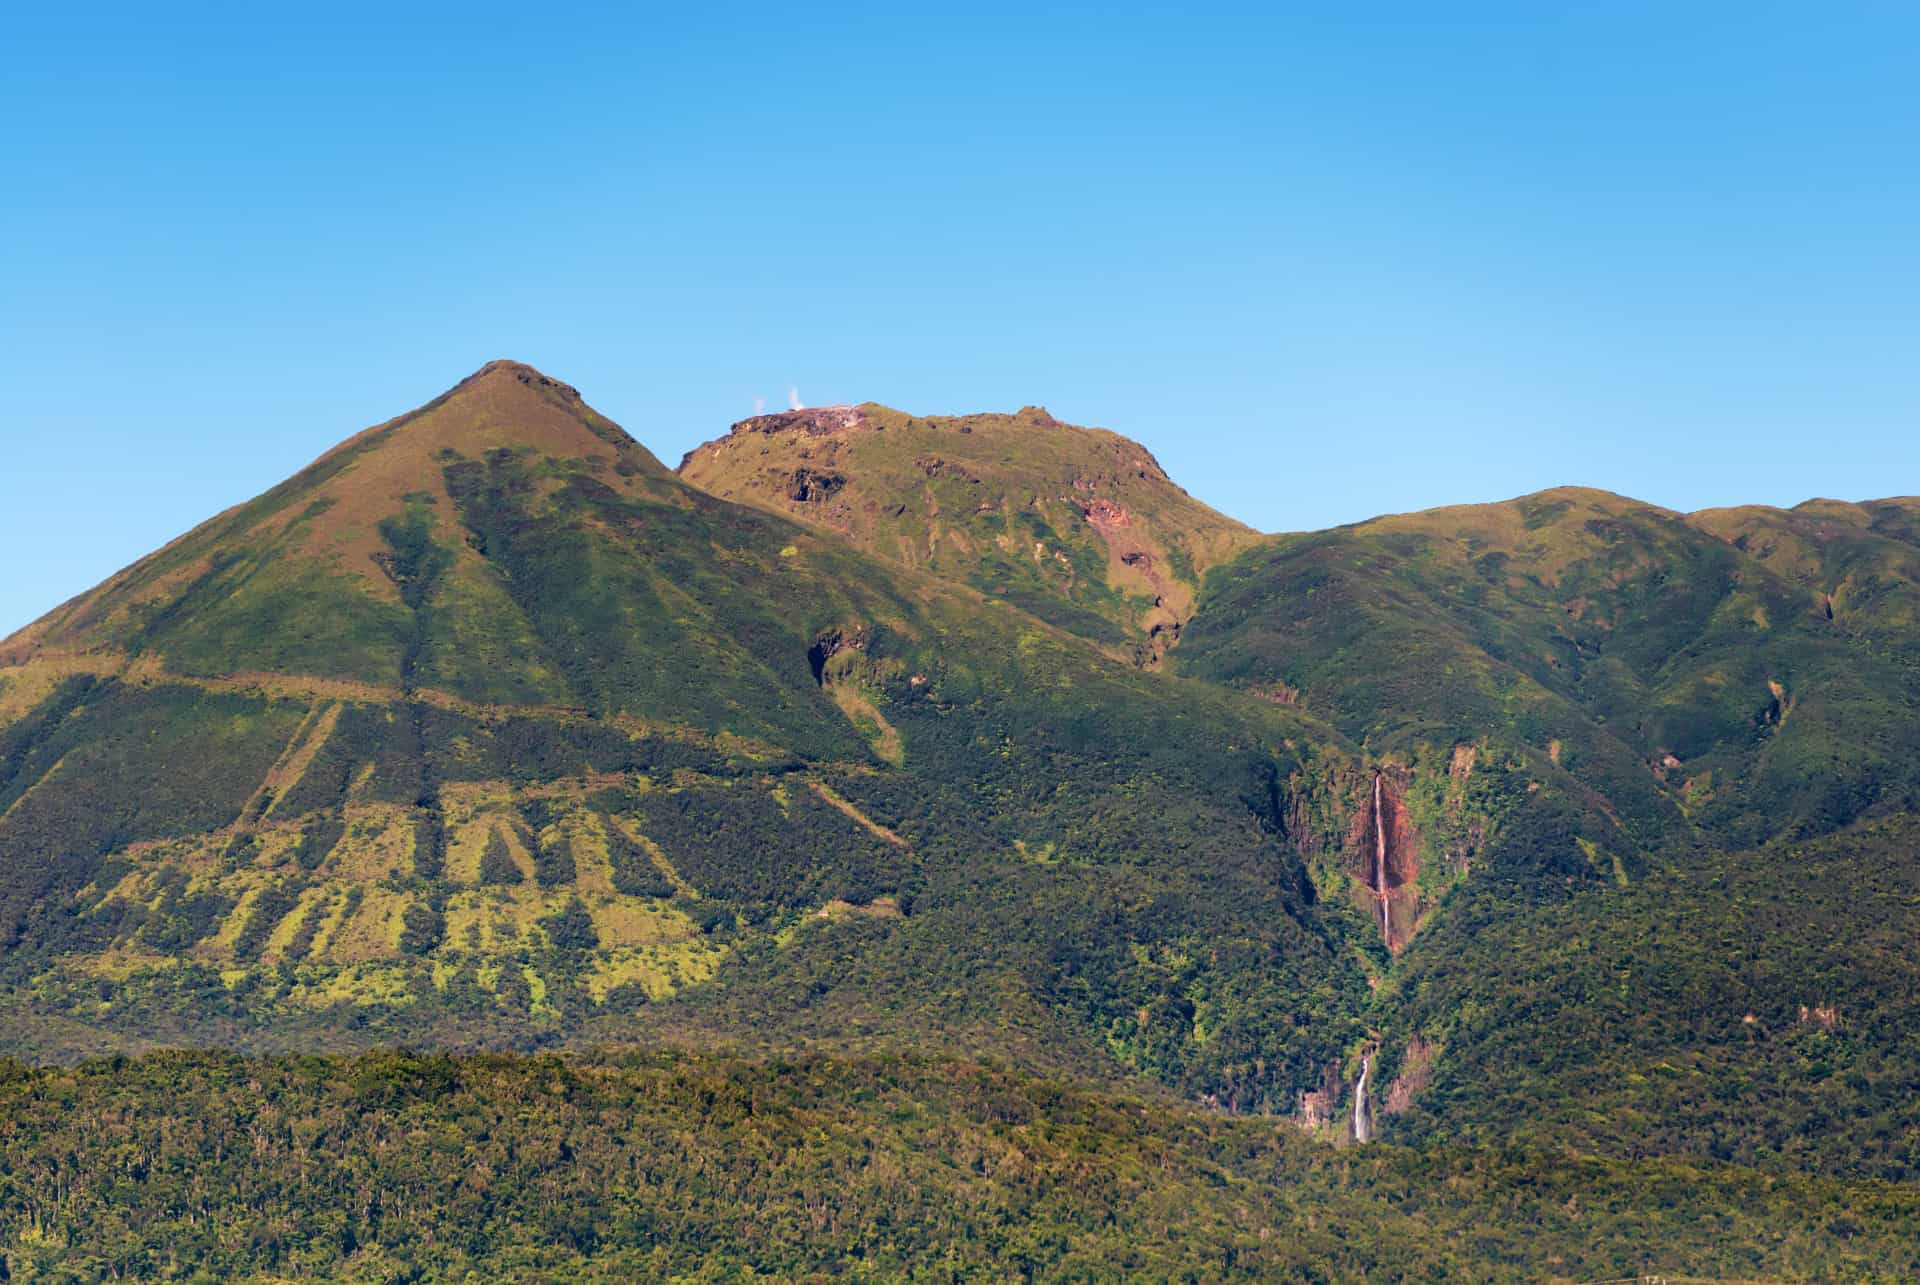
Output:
[{"xmin": 4, "ymin": 1048, "xmax": 1915, "ymax": 1282}]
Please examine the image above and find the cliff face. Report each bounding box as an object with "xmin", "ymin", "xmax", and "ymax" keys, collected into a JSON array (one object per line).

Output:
[{"xmin": 1349, "ymin": 772, "xmax": 1421, "ymax": 952}]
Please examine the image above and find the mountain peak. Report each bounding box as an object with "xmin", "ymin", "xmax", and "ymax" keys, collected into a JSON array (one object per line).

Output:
[
  {"xmin": 454, "ymin": 359, "xmax": 585, "ymax": 402},
  {"xmin": 345, "ymin": 359, "xmax": 652, "ymax": 465},
  {"xmin": 6, "ymin": 361, "xmax": 668, "ymax": 665}
]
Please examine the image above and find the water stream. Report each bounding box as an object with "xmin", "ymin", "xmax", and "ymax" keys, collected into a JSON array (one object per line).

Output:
[
  {"xmin": 1352, "ymin": 1052, "xmax": 1373, "ymax": 1143},
  {"xmin": 1372, "ymin": 774, "xmax": 1390, "ymax": 944}
]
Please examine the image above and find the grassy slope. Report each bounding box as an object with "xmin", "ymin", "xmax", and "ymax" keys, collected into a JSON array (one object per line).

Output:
[{"xmin": 1690, "ymin": 495, "xmax": 1920, "ymax": 667}]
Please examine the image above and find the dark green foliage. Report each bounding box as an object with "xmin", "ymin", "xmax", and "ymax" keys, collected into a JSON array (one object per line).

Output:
[
  {"xmin": 633, "ymin": 781, "xmax": 903, "ymax": 907},
  {"xmin": 477, "ymin": 826, "xmax": 523, "ymax": 886},
  {"xmin": 519, "ymin": 797, "xmax": 561, "ymax": 831},
  {"xmin": 601, "ymin": 819, "xmax": 673, "ymax": 898},
  {"xmin": 231, "ymin": 885, "xmax": 301, "ymax": 963},
  {"xmin": 688, "ymin": 901, "xmax": 735, "ymax": 935},
  {"xmin": 421, "ymin": 710, "xmax": 750, "ymax": 786},
  {"xmin": 292, "ymin": 812, "xmax": 346, "ymax": 872},
  {"xmin": 398, "ymin": 900, "xmax": 445, "ymax": 956},
  {"xmin": 275, "ymin": 703, "xmax": 430, "ymax": 815},
  {"xmin": 531, "ymin": 819, "xmax": 577, "ymax": 887},
  {"xmin": 1379, "ymin": 814, "xmax": 1920, "ymax": 1180},
  {"xmin": 375, "ymin": 503, "xmax": 451, "ymax": 615},
  {"xmin": 541, "ymin": 899, "xmax": 598, "ymax": 952},
  {"xmin": 0, "ymin": 675, "xmax": 98, "ymax": 811},
  {"xmin": 409, "ymin": 809, "xmax": 443, "ymax": 881},
  {"xmin": 129, "ymin": 868, "xmax": 233, "ymax": 954},
  {"xmin": 0, "ymin": 684, "xmax": 306, "ymax": 949},
  {"xmin": 279, "ymin": 897, "xmax": 328, "ymax": 964},
  {"xmin": 495, "ymin": 962, "xmax": 534, "ymax": 1011}
]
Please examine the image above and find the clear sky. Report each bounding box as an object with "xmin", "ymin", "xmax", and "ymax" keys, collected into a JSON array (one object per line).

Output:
[{"xmin": 4, "ymin": 2, "xmax": 1917, "ymax": 635}]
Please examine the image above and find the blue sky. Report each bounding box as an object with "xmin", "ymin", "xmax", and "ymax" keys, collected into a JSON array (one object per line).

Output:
[{"xmin": 3, "ymin": 2, "xmax": 1917, "ymax": 634}]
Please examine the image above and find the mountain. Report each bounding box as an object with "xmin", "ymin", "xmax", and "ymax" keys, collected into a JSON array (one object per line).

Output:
[
  {"xmin": 677, "ymin": 402, "xmax": 1258, "ymax": 662},
  {"xmin": 4, "ymin": 362, "xmax": 1919, "ymax": 1277}
]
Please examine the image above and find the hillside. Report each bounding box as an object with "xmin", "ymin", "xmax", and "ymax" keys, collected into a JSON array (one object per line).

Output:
[
  {"xmin": 1179, "ymin": 487, "xmax": 1920, "ymax": 855},
  {"xmin": 1690, "ymin": 495, "xmax": 1920, "ymax": 666},
  {"xmin": 1378, "ymin": 812, "xmax": 1920, "ymax": 1181},
  {"xmin": 677, "ymin": 402, "xmax": 1259, "ymax": 662}
]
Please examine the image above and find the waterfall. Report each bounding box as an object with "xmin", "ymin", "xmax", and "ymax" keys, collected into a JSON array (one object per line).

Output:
[
  {"xmin": 1372, "ymin": 774, "xmax": 1391, "ymax": 944},
  {"xmin": 1352, "ymin": 1052, "xmax": 1373, "ymax": 1143}
]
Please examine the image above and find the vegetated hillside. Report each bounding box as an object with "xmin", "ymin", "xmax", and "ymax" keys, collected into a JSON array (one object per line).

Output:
[
  {"xmin": 1690, "ymin": 494, "xmax": 1920, "ymax": 667},
  {"xmin": 677, "ymin": 402, "xmax": 1258, "ymax": 662},
  {"xmin": 1374, "ymin": 812, "xmax": 1920, "ymax": 1182},
  {"xmin": 6, "ymin": 1048, "xmax": 1915, "ymax": 1283},
  {"xmin": 1167, "ymin": 484, "xmax": 1920, "ymax": 1175},
  {"xmin": 0, "ymin": 361, "xmax": 1433, "ymax": 1115},
  {"xmin": 1178, "ymin": 486, "xmax": 1920, "ymax": 862}
]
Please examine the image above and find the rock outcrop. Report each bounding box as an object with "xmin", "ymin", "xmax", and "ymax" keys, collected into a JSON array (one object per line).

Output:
[{"xmin": 729, "ymin": 405, "xmax": 870, "ymax": 438}]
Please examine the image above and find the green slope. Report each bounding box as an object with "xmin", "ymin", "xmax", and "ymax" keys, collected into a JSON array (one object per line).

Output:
[
  {"xmin": 1691, "ymin": 494, "xmax": 1920, "ymax": 666},
  {"xmin": 1178, "ymin": 486, "xmax": 1920, "ymax": 857}
]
